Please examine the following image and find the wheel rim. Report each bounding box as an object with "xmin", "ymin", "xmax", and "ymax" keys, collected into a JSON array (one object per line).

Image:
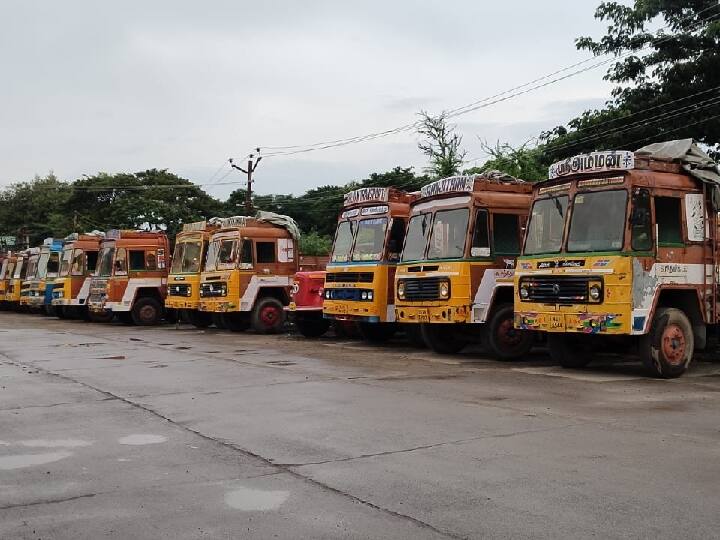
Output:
[
  {"xmin": 497, "ymin": 318, "xmax": 522, "ymax": 348},
  {"xmin": 661, "ymin": 323, "xmax": 686, "ymax": 366},
  {"xmin": 139, "ymin": 305, "xmax": 157, "ymax": 323},
  {"xmin": 260, "ymin": 305, "xmax": 280, "ymax": 328}
]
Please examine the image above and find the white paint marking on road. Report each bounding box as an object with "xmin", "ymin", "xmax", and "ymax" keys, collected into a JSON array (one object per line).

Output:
[
  {"xmin": 0, "ymin": 451, "xmax": 73, "ymax": 470},
  {"xmin": 18, "ymin": 439, "xmax": 93, "ymax": 448},
  {"xmin": 225, "ymin": 487, "xmax": 289, "ymax": 511},
  {"xmin": 118, "ymin": 434, "xmax": 168, "ymax": 445}
]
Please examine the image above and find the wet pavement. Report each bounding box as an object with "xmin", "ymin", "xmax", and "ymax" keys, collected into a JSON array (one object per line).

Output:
[{"xmin": 1, "ymin": 312, "xmax": 719, "ymax": 539}]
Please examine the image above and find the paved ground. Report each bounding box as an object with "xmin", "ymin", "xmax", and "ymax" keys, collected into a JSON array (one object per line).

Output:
[{"xmin": 1, "ymin": 312, "xmax": 719, "ymax": 539}]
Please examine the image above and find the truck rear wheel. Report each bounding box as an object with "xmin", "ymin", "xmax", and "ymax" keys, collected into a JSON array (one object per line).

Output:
[
  {"xmin": 547, "ymin": 334, "xmax": 593, "ymax": 369},
  {"xmin": 188, "ymin": 310, "xmax": 213, "ymax": 329},
  {"xmin": 131, "ymin": 297, "xmax": 162, "ymax": 326},
  {"xmin": 358, "ymin": 322, "xmax": 396, "ymax": 343},
  {"xmin": 251, "ymin": 297, "xmax": 285, "ymax": 334},
  {"xmin": 295, "ymin": 316, "xmax": 330, "ymax": 338},
  {"xmin": 482, "ymin": 304, "xmax": 534, "ymax": 360},
  {"xmin": 641, "ymin": 307, "xmax": 694, "ymax": 379},
  {"xmin": 421, "ymin": 324, "xmax": 467, "ymax": 354}
]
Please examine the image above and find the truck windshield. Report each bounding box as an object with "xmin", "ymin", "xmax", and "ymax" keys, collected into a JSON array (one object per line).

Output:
[
  {"xmin": 171, "ymin": 241, "xmax": 203, "ymax": 273},
  {"xmin": 205, "ymin": 239, "xmax": 237, "ymax": 271},
  {"xmin": 524, "ymin": 196, "xmax": 569, "ymax": 255},
  {"xmin": 14, "ymin": 259, "xmax": 25, "ymax": 279},
  {"xmin": 0, "ymin": 260, "xmax": 7, "ymax": 280},
  {"xmin": 402, "ymin": 213, "xmax": 432, "ymax": 262},
  {"xmin": 331, "ymin": 221, "xmax": 355, "ymax": 263},
  {"xmin": 352, "ymin": 218, "xmax": 388, "ymax": 262},
  {"xmin": 567, "ymin": 190, "xmax": 627, "ymax": 252},
  {"xmin": 37, "ymin": 252, "xmax": 50, "ymax": 279},
  {"xmin": 427, "ymin": 208, "xmax": 469, "ymax": 260},
  {"xmin": 97, "ymin": 247, "xmax": 115, "ymax": 277},
  {"xmin": 59, "ymin": 248, "xmax": 73, "ymax": 277}
]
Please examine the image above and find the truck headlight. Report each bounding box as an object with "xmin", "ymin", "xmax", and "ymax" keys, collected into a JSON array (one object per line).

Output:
[
  {"xmin": 588, "ymin": 282, "xmax": 602, "ymax": 302},
  {"xmin": 520, "ymin": 286, "xmax": 529, "ymax": 299},
  {"xmin": 325, "ymin": 289, "xmax": 331, "ymax": 299},
  {"xmin": 361, "ymin": 291, "xmax": 368, "ymax": 300},
  {"xmin": 439, "ymin": 281, "xmax": 450, "ymax": 299},
  {"xmin": 397, "ymin": 282, "xmax": 405, "ymax": 300},
  {"xmin": 367, "ymin": 290, "xmax": 373, "ymax": 301}
]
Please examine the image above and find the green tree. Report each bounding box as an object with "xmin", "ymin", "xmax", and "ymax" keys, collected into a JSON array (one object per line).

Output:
[
  {"xmin": 464, "ymin": 142, "xmax": 547, "ymax": 181},
  {"xmin": 417, "ymin": 111, "xmax": 466, "ymax": 178},
  {"xmin": 299, "ymin": 230, "xmax": 333, "ymax": 256},
  {"xmin": 544, "ymin": 0, "xmax": 720, "ymax": 159},
  {"xmin": 0, "ymin": 173, "xmax": 72, "ymax": 246}
]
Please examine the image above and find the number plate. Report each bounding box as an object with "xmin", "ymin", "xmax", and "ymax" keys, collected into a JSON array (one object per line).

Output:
[
  {"xmin": 547, "ymin": 314, "xmax": 565, "ymax": 331},
  {"xmin": 417, "ymin": 308, "xmax": 429, "ymax": 323}
]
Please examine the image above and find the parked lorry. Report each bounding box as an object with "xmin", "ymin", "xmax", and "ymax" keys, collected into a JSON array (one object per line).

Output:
[
  {"xmin": 51, "ymin": 233, "xmax": 103, "ymax": 319},
  {"xmin": 323, "ymin": 187, "xmax": 417, "ymax": 342},
  {"xmin": 394, "ymin": 174, "xmax": 534, "ymax": 358},
  {"xmin": 198, "ymin": 213, "xmax": 299, "ymax": 333},
  {"xmin": 6, "ymin": 250, "xmax": 30, "ymax": 309},
  {"xmin": 88, "ymin": 230, "xmax": 170, "ymax": 325},
  {"xmin": 20, "ymin": 238, "xmax": 63, "ymax": 314},
  {"xmin": 165, "ymin": 220, "xmax": 219, "ymax": 328},
  {"xmin": 514, "ymin": 139, "xmax": 720, "ymax": 378},
  {"xmin": 0, "ymin": 254, "xmax": 14, "ymax": 308},
  {"xmin": 287, "ymin": 270, "xmax": 330, "ymax": 337}
]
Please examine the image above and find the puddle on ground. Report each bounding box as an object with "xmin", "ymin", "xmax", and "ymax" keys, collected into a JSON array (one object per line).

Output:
[
  {"xmin": 175, "ymin": 346, "xmax": 192, "ymax": 350},
  {"xmin": 267, "ymin": 361, "xmax": 296, "ymax": 366},
  {"xmin": 0, "ymin": 451, "xmax": 73, "ymax": 470},
  {"xmin": 225, "ymin": 487, "xmax": 289, "ymax": 511},
  {"xmin": 18, "ymin": 439, "xmax": 93, "ymax": 448},
  {"xmin": 118, "ymin": 434, "xmax": 168, "ymax": 445},
  {"xmin": 97, "ymin": 356, "xmax": 126, "ymax": 360},
  {"xmin": 149, "ymin": 364, "xmax": 168, "ymax": 369}
]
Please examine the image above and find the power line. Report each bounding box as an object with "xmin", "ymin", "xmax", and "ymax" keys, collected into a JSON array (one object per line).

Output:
[{"xmin": 242, "ymin": 6, "xmax": 719, "ymax": 160}]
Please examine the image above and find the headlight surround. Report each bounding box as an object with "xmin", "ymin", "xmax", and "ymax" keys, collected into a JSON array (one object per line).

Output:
[
  {"xmin": 397, "ymin": 281, "xmax": 405, "ymax": 300},
  {"xmin": 439, "ymin": 280, "xmax": 450, "ymax": 299},
  {"xmin": 588, "ymin": 281, "xmax": 603, "ymax": 302},
  {"xmin": 519, "ymin": 285, "xmax": 529, "ymax": 300}
]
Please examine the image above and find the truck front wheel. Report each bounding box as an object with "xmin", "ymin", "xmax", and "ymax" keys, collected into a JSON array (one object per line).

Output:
[
  {"xmin": 421, "ymin": 324, "xmax": 467, "ymax": 354},
  {"xmin": 482, "ymin": 304, "xmax": 534, "ymax": 360},
  {"xmin": 251, "ymin": 297, "xmax": 285, "ymax": 334},
  {"xmin": 131, "ymin": 297, "xmax": 162, "ymax": 326},
  {"xmin": 547, "ymin": 334, "xmax": 593, "ymax": 369},
  {"xmin": 641, "ymin": 307, "xmax": 694, "ymax": 379}
]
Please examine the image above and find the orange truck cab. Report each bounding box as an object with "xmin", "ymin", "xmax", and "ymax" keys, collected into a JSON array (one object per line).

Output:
[
  {"xmin": 323, "ymin": 187, "xmax": 417, "ymax": 342},
  {"xmin": 394, "ymin": 174, "xmax": 534, "ymax": 358},
  {"xmin": 165, "ymin": 220, "xmax": 219, "ymax": 328},
  {"xmin": 18, "ymin": 247, "xmax": 41, "ymax": 311},
  {"xmin": 51, "ymin": 233, "xmax": 103, "ymax": 319},
  {"xmin": 198, "ymin": 213, "xmax": 299, "ymax": 333},
  {"xmin": 88, "ymin": 230, "xmax": 170, "ymax": 325}
]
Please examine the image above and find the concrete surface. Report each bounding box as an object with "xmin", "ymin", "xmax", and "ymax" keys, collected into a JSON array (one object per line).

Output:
[{"xmin": 1, "ymin": 312, "xmax": 719, "ymax": 539}]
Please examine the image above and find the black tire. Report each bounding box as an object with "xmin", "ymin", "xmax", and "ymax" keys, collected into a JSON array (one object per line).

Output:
[
  {"xmin": 55, "ymin": 306, "xmax": 68, "ymax": 319},
  {"xmin": 547, "ymin": 334, "xmax": 593, "ymax": 369},
  {"xmin": 89, "ymin": 309, "xmax": 114, "ymax": 323},
  {"xmin": 482, "ymin": 304, "xmax": 534, "ymax": 360},
  {"xmin": 188, "ymin": 310, "xmax": 213, "ymax": 329},
  {"xmin": 295, "ymin": 316, "xmax": 330, "ymax": 338},
  {"xmin": 332, "ymin": 320, "xmax": 359, "ymax": 339},
  {"xmin": 251, "ymin": 297, "xmax": 285, "ymax": 334},
  {"xmin": 421, "ymin": 324, "xmax": 467, "ymax": 354},
  {"xmin": 641, "ymin": 307, "xmax": 694, "ymax": 379},
  {"xmin": 358, "ymin": 322, "xmax": 396, "ymax": 343},
  {"xmin": 404, "ymin": 324, "xmax": 427, "ymax": 348},
  {"xmin": 223, "ymin": 312, "xmax": 251, "ymax": 332},
  {"xmin": 131, "ymin": 297, "xmax": 163, "ymax": 326}
]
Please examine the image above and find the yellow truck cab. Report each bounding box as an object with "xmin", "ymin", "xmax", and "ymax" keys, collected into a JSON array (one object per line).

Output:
[
  {"xmin": 198, "ymin": 212, "xmax": 299, "ymax": 333},
  {"xmin": 394, "ymin": 174, "xmax": 533, "ymax": 358},
  {"xmin": 166, "ymin": 220, "xmax": 219, "ymax": 328},
  {"xmin": 19, "ymin": 247, "xmax": 41, "ymax": 311},
  {"xmin": 323, "ymin": 187, "xmax": 416, "ymax": 342},
  {"xmin": 514, "ymin": 140, "xmax": 720, "ymax": 378},
  {"xmin": 6, "ymin": 250, "xmax": 29, "ymax": 309},
  {"xmin": 0, "ymin": 254, "xmax": 16, "ymax": 307},
  {"xmin": 51, "ymin": 233, "xmax": 103, "ymax": 319}
]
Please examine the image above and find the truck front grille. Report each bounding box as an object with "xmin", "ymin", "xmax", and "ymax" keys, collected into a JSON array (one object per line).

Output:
[
  {"xmin": 520, "ymin": 276, "xmax": 590, "ymax": 304},
  {"xmin": 402, "ymin": 277, "xmax": 441, "ymax": 301},
  {"xmin": 168, "ymin": 284, "xmax": 191, "ymax": 297}
]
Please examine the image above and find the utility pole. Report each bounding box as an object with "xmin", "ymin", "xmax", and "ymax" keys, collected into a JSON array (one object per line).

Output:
[{"xmin": 229, "ymin": 149, "xmax": 262, "ymax": 215}]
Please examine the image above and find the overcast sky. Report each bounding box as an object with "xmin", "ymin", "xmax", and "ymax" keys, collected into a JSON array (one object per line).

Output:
[{"xmin": 1, "ymin": 0, "xmax": 617, "ymax": 198}]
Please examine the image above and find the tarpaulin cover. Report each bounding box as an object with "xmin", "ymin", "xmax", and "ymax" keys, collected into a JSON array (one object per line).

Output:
[
  {"xmin": 636, "ymin": 138, "xmax": 720, "ymax": 186},
  {"xmin": 255, "ymin": 211, "xmax": 301, "ymax": 241}
]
